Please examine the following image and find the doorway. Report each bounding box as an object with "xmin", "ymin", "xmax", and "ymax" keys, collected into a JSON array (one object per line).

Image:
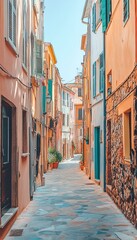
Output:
[
  {"xmin": 94, "ymin": 127, "xmax": 100, "ymax": 180},
  {"xmin": 1, "ymin": 100, "xmax": 12, "ymax": 216}
]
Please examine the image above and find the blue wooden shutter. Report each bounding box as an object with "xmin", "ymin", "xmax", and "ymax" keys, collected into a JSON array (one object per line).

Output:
[
  {"xmin": 42, "ymin": 86, "xmax": 46, "ymax": 113},
  {"xmin": 99, "ymin": 53, "xmax": 104, "ymax": 93},
  {"xmin": 93, "ymin": 62, "xmax": 96, "ymax": 97},
  {"xmin": 101, "ymin": 0, "xmax": 107, "ymax": 32},
  {"xmin": 107, "ymin": 0, "xmax": 112, "ymax": 24},
  {"xmin": 92, "ymin": 3, "xmax": 96, "ymax": 32},
  {"xmin": 123, "ymin": 0, "xmax": 129, "ymax": 22},
  {"xmin": 48, "ymin": 79, "xmax": 53, "ymax": 100}
]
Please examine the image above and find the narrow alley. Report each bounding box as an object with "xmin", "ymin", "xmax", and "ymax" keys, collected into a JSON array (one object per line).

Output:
[{"xmin": 5, "ymin": 155, "xmax": 137, "ymax": 240}]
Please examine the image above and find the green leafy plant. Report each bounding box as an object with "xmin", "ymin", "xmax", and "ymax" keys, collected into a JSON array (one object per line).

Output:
[{"xmin": 48, "ymin": 148, "xmax": 62, "ymax": 163}]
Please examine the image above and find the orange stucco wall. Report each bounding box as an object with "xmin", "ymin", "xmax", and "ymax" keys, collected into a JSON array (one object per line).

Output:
[{"xmin": 106, "ymin": 0, "xmax": 136, "ymax": 92}]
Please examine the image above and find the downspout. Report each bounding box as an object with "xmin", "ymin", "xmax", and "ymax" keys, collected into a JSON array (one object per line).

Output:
[{"xmin": 103, "ymin": 32, "xmax": 106, "ymax": 192}]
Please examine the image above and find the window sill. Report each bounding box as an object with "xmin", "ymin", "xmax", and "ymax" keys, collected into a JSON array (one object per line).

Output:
[
  {"xmin": 21, "ymin": 153, "xmax": 30, "ymax": 158},
  {"xmin": 0, "ymin": 208, "xmax": 18, "ymax": 228},
  {"xmin": 5, "ymin": 38, "xmax": 18, "ymax": 57}
]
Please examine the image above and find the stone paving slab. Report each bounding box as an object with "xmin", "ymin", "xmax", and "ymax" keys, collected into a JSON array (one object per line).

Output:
[{"xmin": 5, "ymin": 155, "xmax": 137, "ymax": 240}]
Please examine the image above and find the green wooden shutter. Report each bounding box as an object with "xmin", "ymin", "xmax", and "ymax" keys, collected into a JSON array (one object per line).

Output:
[
  {"xmin": 101, "ymin": 0, "xmax": 107, "ymax": 32},
  {"xmin": 36, "ymin": 40, "xmax": 43, "ymax": 75},
  {"xmin": 123, "ymin": 0, "xmax": 129, "ymax": 22},
  {"xmin": 107, "ymin": 0, "xmax": 112, "ymax": 24},
  {"xmin": 8, "ymin": 0, "xmax": 16, "ymax": 47},
  {"xmin": 99, "ymin": 53, "xmax": 104, "ymax": 93},
  {"xmin": 42, "ymin": 86, "xmax": 46, "ymax": 113},
  {"xmin": 92, "ymin": 3, "xmax": 96, "ymax": 32},
  {"xmin": 48, "ymin": 79, "xmax": 53, "ymax": 100},
  {"xmin": 93, "ymin": 62, "xmax": 96, "ymax": 97}
]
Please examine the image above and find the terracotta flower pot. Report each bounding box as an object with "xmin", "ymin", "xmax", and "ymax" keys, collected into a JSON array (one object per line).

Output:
[
  {"xmin": 53, "ymin": 162, "xmax": 59, "ymax": 169},
  {"xmin": 48, "ymin": 162, "xmax": 53, "ymax": 170}
]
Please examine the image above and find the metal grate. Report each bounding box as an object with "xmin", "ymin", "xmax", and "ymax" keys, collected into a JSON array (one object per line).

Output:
[{"xmin": 9, "ymin": 229, "xmax": 23, "ymax": 236}]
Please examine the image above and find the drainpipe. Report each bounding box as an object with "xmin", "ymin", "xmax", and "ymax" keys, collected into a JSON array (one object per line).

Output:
[{"xmin": 103, "ymin": 32, "xmax": 106, "ymax": 192}]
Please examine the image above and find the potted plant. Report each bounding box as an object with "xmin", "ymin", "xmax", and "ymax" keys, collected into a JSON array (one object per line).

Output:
[
  {"xmin": 53, "ymin": 150, "xmax": 62, "ymax": 169},
  {"xmin": 48, "ymin": 148, "xmax": 62, "ymax": 169},
  {"xmin": 48, "ymin": 148, "xmax": 56, "ymax": 170}
]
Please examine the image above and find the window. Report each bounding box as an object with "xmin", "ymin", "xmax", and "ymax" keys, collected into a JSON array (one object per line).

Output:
[
  {"xmin": 78, "ymin": 108, "xmax": 82, "ymax": 120},
  {"xmin": 63, "ymin": 91, "xmax": 66, "ymax": 106},
  {"xmin": 22, "ymin": 110, "xmax": 27, "ymax": 153},
  {"xmin": 67, "ymin": 115, "xmax": 69, "ymax": 126},
  {"xmin": 70, "ymin": 99, "xmax": 73, "ymax": 110},
  {"xmin": 99, "ymin": 53, "xmax": 104, "ymax": 92},
  {"xmin": 107, "ymin": 71, "xmax": 112, "ymax": 96},
  {"xmin": 8, "ymin": 0, "xmax": 17, "ymax": 48},
  {"xmin": 107, "ymin": 0, "xmax": 112, "ymax": 24},
  {"xmin": 92, "ymin": 3, "xmax": 96, "ymax": 32},
  {"xmin": 36, "ymin": 40, "xmax": 43, "ymax": 75},
  {"xmin": 96, "ymin": 0, "xmax": 101, "ymax": 25},
  {"xmin": 63, "ymin": 114, "xmax": 65, "ymax": 126},
  {"xmin": 124, "ymin": 110, "xmax": 131, "ymax": 160},
  {"xmin": 123, "ymin": 0, "xmax": 129, "ymax": 23},
  {"xmin": 78, "ymin": 88, "xmax": 82, "ymax": 97},
  {"xmin": 80, "ymin": 128, "xmax": 83, "ymax": 136},
  {"xmin": 67, "ymin": 93, "xmax": 70, "ymax": 107},
  {"xmin": 93, "ymin": 62, "xmax": 96, "ymax": 97},
  {"xmin": 23, "ymin": 1, "xmax": 27, "ymax": 68}
]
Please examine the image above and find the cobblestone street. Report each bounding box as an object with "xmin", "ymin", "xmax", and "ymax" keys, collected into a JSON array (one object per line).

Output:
[{"xmin": 5, "ymin": 155, "xmax": 137, "ymax": 240}]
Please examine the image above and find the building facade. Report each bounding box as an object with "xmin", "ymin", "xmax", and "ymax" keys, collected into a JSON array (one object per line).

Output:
[
  {"xmin": 62, "ymin": 85, "xmax": 75, "ymax": 159},
  {"xmin": 65, "ymin": 75, "xmax": 83, "ymax": 155},
  {"xmin": 0, "ymin": 0, "xmax": 32, "ymax": 237},
  {"xmin": 105, "ymin": 0, "xmax": 137, "ymax": 226}
]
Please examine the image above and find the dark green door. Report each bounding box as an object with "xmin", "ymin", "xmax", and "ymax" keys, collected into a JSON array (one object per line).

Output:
[
  {"xmin": 1, "ymin": 101, "xmax": 12, "ymax": 215},
  {"xmin": 94, "ymin": 127, "xmax": 100, "ymax": 180}
]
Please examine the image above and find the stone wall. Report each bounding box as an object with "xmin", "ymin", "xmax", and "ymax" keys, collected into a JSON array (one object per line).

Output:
[{"xmin": 106, "ymin": 66, "xmax": 137, "ymax": 227}]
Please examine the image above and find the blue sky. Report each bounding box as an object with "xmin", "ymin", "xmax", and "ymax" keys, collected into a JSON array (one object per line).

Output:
[{"xmin": 44, "ymin": 0, "xmax": 86, "ymax": 83}]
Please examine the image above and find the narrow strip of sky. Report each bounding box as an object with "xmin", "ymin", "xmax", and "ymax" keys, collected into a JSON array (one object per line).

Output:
[{"xmin": 44, "ymin": 0, "xmax": 86, "ymax": 83}]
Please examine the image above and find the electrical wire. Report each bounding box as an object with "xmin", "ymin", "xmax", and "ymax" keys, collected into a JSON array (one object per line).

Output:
[{"xmin": 0, "ymin": 64, "xmax": 32, "ymax": 89}]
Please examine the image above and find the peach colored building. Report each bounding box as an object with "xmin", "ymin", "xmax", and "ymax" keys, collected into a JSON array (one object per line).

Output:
[
  {"xmin": 44, "ymin": 43, "xmax": 57, "ymax": 166},
  {"xmin": 0, "ymin": 0, "xmax": 32, "ymax": 237},
  {"xmin": 54, "ymin": 67, "xmax": 62, "ymax": 154},
  {"xmin": 65, "ymin": 75, "xmax": 83, "ymax": 154},
  {"xmin": 105, "ymin": 0, "xmax": 137, "ymax": 225},
  {"xmin": 81, "ymin": 32, "xmax": 91, "ymax": 177}
]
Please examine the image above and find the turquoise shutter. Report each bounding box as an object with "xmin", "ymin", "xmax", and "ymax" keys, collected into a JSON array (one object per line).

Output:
[
  {"xmin": 99, "ymin": 53, "xmax": 104, "ymax": 93},
  {"xmin": 101, "ymin": 0, "xmax": 107, "ymax": 32},
  {"xmin": 36, "ymin": 40, "xmax": 43, "ymax": 75},
  {"xmin": 48, "ymin": 79, "xmax": 53, "ymax": 100},
  {"xmin": 100, "ymin": 0, "xmax": 102, "ymax": 20},
  {"xmin": 92, "ymin": 3, "xmax": 96, "ymax": 32},
  {"xmin": 42, "ymin": 86, "xmax": 46, "ymax": 113},
  {"xmin": 93, "ymin": 62, "xmax": 96, "ymax": 97},
  {"xmin": 107, "ymin": 0, "xmax": 112, "ymax": 24}
]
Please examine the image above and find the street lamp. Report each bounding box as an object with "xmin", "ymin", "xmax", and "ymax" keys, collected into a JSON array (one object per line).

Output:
[{"xmin": 46, "ymin": 93, "xmax": 52, "ymax": 104}]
